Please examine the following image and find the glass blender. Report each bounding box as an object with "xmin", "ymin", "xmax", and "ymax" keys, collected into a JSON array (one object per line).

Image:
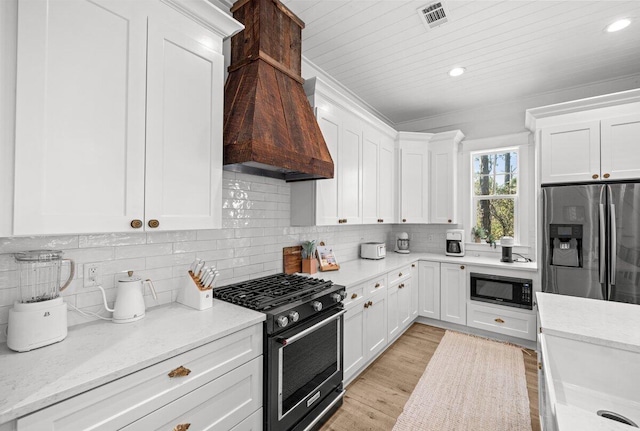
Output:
[{"xmin": 7, "ymin": 250, "xmax": 75, "ymax": 352}]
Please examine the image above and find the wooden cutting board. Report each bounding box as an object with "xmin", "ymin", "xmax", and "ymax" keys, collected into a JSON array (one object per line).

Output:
[{"xmin": 283, "ymin": 246, "xmax": 302, "ymax": 274}]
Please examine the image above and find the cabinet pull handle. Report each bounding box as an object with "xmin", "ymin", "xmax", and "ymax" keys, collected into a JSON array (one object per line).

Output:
[
  {"xmin": 460, "ymin": 265, "xmax": 465, "ymax": 270},
  {"xmin": 343, "ymin": 219, "xmax": 347, "ymax": 224},
  {"xmin": 173, "ymin": 424, "xmax": 191, "ymax": 431},
  {"xmin": 368, "ymin": 301, "xmax": 373, "ymax": 306},
  {"xmin": 351, "ymin": 293, "xmax": 358, "ymax": 299},
  {"xmin": 592, "ymin": 174, "xmax": 599, "ymax": 179},
  {"xmin": 603, "ymin": 173, "xmax": 610, "ymax": 179},
  {"xmin": 399, "ymin": 283, "xmax": 404, "ymax": 289},
  {"xmin": 494, "ymin": 318, "xmax": 505, "ymax": 324},
  {"xmin": 402, "ymin": 218, "xmax": 407, "ymax": 222},
  {"xmin": 375, "ymin": 283, "xmax": 380, "ymax": 288},
  {"xmin": 364, "ymin": 302, "xmax": 369, "ymax": 309},
  {"xmin": 148, "ymin": 219, "xmax": 160, "ymax": 228},
  {"xmin": 130, "ymin": 219, "xmax": 143, "ymax": 229},
  {"xmin": 168, "ymin": 365, "xmax": 191, "ymax": 378},
  {"xmin": 538, "ymin": 362, "xmax": 542, "ymax": 370}
]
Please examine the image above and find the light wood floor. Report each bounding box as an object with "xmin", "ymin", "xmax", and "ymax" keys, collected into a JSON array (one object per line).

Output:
[{"xmin": 321, "ymin": 323, "xmax": 540, "ymax": 431}]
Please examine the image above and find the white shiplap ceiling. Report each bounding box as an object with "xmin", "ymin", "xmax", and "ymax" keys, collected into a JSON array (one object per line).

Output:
[{"xmin": 281, "ymin": 0, "xmax": 640, "ymax": 125}]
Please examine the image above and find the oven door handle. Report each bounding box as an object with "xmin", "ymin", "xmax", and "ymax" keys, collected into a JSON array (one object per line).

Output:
[{"xmin": 277, "ymin": 309, "xmax": 346, "ymax": 345}]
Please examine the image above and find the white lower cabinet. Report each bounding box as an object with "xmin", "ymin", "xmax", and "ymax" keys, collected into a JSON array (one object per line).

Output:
[
  {"xmin": 418, "ymin": 261, "xmax": 440, "ymax": 319},
  {"xmin": 387, "ymin": 266, "xmax": 412, "ymax": 340},
  {"xmin": 467, "ymin": 302, "xmax": 536, "ymax": 341},
  {"xmin": 15, "ymin": 324, "xmax": 263, "ymax": 431},
  {"xmin": 440, "ymin": 263, "xmax": 467, "ymax": 325},
  {"xmin": 343, "ymin": 276, "xmax": 388, "ymax": 383}
]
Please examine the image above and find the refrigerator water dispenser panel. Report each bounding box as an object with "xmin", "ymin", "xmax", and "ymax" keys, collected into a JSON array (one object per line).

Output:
[{"xmin": 550, "ymin": 224, "xmax": 582, "ymax": 267}]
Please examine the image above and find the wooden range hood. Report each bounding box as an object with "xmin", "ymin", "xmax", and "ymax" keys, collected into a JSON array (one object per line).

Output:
[{"xmin": 223, "ymin": 0, "xmax": 334, "ymax": 181}]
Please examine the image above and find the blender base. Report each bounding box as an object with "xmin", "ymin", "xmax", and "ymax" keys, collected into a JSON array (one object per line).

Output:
[{"xmin": 7, "ymin": 297, "xmax": 67, "ymax": 352}]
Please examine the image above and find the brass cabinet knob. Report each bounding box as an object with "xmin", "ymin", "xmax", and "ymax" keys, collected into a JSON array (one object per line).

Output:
[
  {"xmin": 448, "ymin": 219, "xmax": 452, "ymax": 223},
  {"xmin": 538, "ymin": 362, "xmax": 542, "ymax": 370},
  {"xmin": 375, "ymin": 283, "xmax": 380, "ymax": 288},
  {"xmin": 168, "ymin": 365, "xmax": 191, "ymax": 378},
  {"xmin": 494, "ymin": 318, "xmax": 505, "ymax": 324},
  {"xmin": 460, "ymin": 265, "xmax": 465, "ymax": 270},
  {"xmin": 173, "ymin": 424, "xmax": 191, "ymax": 431},
  {"xmin": 368, "ymin": 301, "xmax": 373, "ymax": 306},
  {"xmin": 343, "ymin": 219, "xmax": 347, "ymax": 224},
  {"xmin": 364, "ymin": 303, "xmax": 369, "ymax": 309},
  {"xmin": 148, "ymin": 219, "xmax": 160, "ymax": 228},
  {"xmin": 378, "ymin": 219, "xmax": 383, "ymax": 223},
  {"xmin": 398, "ymin": 283, "xmax": 404, "ymax": 289},
  {"xmin": 592, "ymin": 174, "xmax": 599, "ymax": 179},
  {"xmin": 351, "ymin": 293, "xmax": 358, "ymax": 299},
  {"xmin": 402, "ymin": 218, "xmax": 407, "ymax": 222},
  {"xmin": 412, "ymin": 264, "xmax": 416, "ymax": 268},
  {"xmin": 130, "ymin": 219, "xmax": 143, "ymax": 229},
  {"xmin": 603, "ymin": 173, "xmax": 610, "ymax": 179},
  {"xmin": 398, "ymin": 272, "xmax": 403, "ymax": 277}
]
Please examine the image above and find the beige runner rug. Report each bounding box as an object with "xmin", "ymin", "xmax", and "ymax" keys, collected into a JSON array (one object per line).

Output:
[{"xmin": 393, "ymin": 330, "xmax": 532, "ymax": 431}]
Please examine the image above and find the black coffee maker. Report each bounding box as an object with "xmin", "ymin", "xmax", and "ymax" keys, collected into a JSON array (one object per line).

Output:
[{"xmin": 500, "ymin": 236, "xmax": 514, "ymax": 262}]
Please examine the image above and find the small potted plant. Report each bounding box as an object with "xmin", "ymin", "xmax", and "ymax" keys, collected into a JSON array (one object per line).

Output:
[
  {"xmin": 301, "ymin": 240, "xmax": 317, "ymax": 274},
  {"xmin": 471, "ymin": 226, "xmax": 486, "ymax": 243}
]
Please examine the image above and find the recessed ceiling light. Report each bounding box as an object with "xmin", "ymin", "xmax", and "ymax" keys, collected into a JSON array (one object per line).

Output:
[
  {"xmin": 606, "ymin": 18, "xmax": 631, "ymax": 32},
  {"xmin": 449, "ymin": 67, "xmax": 466, "ymax": 77}
]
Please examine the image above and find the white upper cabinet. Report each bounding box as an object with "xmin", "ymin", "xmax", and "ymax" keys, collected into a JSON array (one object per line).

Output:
[
  {"xmin": 14, "ymin": 0, "xmax": 148, "ymax": 235},
  {"xmin": 291, "ymin": 77, "xmax": 396, "ymax": 227},
  {"xmin": 601, "ymin": 113, "xmax": 640, "ymax": 181},
  {"xmin": 527, "ymin": 89, "xmax": 640, "ymax": 185},
  {"xmin": 339, "ymin": 115, "xmax": 363, "ymax": 225},
  {"xmin": 429, "ymin": 131, "xmax": 464, "ymax": 224},
  {"xmin": 11, "ymin": 0, "xmax": 240, "ymax": 235},
  {"xmin": 398, "ymin": 132, "xmax": 431, "ymax": 224},
  {"xmin": 362, "ymin": 127, "xmax": 396, "ymax": 224}
]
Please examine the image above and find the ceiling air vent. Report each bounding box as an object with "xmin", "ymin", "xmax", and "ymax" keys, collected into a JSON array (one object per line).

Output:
[{"xmin": 417, "ymin": 1, "xmax": 450, "ymax": 30}]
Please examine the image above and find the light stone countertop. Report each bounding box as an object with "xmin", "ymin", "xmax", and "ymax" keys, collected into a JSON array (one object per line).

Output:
[
  {"xmin": 0, "ymin": 301, "xmax": 265, "ymax": 424},
  {"xmin": 308, "ymin": 252, "xmax": 537, "ymax": 288},
  {"xmin": 536, "ymin": 292, "xmax": 640, "ymax": 353}
]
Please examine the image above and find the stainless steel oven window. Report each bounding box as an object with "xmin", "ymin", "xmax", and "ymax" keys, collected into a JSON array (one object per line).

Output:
[{"xmin": 278, "ymin": 310, "xmax": 344, "ymax": 420}]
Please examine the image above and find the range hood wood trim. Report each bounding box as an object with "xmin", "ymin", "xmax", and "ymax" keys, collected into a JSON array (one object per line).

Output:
[{"xmin": 228, "ymin": 52, "xmax": 304, "ymax": 84}]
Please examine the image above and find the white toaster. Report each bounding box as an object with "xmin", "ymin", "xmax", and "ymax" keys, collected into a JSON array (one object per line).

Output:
[{"xmin": 360, "ymin": 242, "xmax": 386, "ymax": 260}]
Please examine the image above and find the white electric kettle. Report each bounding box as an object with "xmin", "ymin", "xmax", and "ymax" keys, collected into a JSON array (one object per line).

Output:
[{"xmin": 99, "ymin": 271, "xmax": 156, "ymax": 323}]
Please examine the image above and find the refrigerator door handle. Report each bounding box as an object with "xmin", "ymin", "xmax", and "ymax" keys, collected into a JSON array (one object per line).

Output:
[
  {"xmin": 609, "ymin": 203, "xmax": 617, "ymax": 295},
  {"xmin": 599, "ymin": 203, "xmax": 606, "ymax": 285}
]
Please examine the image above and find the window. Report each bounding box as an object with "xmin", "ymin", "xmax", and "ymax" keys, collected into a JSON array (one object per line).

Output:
[{"xmin": 472, "ymin": 149, "xmax": 518, "ymax": 243}]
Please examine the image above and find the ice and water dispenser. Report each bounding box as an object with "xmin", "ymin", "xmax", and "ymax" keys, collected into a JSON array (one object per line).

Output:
[{"xmin": 549, "ymin": 224, "xmax": 582, "ymax": 268}]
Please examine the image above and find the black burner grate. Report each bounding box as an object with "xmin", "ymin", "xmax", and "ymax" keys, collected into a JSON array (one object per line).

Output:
[{"xmin": 213, "ymin": 273, "xmax": 333, "ymax": 311}]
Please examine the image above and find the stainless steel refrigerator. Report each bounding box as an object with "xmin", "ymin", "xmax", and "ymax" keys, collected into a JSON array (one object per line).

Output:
[{"xmin": 542, "ymin": 183, "xmax": 640, "ymax": 304}]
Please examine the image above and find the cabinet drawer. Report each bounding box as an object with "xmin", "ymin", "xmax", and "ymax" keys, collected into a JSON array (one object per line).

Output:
[
  {"xmin": 122, "ymin": 357, "xmax": 262, "ymax": 431},
  {"xmin": 467, "ymin": 302, "xmax": 536, "ymax": 341},
  {"xmin": 344, "ymin": 283, "xmax": 366, "ymax": 309},
  {"xmin": 388, "ymin": 265, "xmax": 411, "ymax": 286},
  {"xmin": 230, "ymin": 408, "xmax": 262, "ymax": 431},
  {"xmin": 17, "ymin": 324, "xmax": 262, "ymax": 431},
  {"xmin": 365, "ymin": 276, "xmax": 387, "ymax": 296}
]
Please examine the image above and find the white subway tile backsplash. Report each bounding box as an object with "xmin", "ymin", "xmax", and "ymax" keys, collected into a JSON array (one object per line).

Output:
[
  {"xmin": 0, "ymin": 236, "xmax": 79, "ymax": 253},
  {"xmin": 79, "ymin": 233, "xmax": 146, "ymax": 248},
  {"xmin": 0, "ymin": 172, "xmax": 450, "ymax": 343}
]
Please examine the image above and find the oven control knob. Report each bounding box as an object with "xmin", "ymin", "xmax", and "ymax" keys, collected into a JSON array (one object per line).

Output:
[
  {"xmin": 276, "ymin": 315, "xmax": 289, "ymax": 328},
  {"xmin": 288, "ymin": 311, "xmax": 299, "ymax": 323},
  {"xmin": 311, "ymin": 301, "xmax": 323, "ymax": 312},
  {"xmin": 330, "ymin": 293, "xmax": 343, "ymax": 303}
]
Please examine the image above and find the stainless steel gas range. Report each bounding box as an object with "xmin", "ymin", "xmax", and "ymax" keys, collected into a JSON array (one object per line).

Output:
[{"xmin": 214, "ymin": 273, "xmax": 346, "ymax": 431}]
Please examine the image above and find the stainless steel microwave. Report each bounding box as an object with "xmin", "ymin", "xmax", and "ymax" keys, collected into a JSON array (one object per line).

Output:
[{"xmin": 470, "ymin": 272, "xmax": 533, "ymax": 310}]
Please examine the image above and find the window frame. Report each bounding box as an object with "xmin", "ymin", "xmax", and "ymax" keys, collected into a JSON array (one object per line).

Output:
[
  {"xmin": 471, "ymin": 147, "xmax": 520, "ymax": 243},
  {"xmin": 459, "ymin": 132, "xmax": 533, "ymax": 251}
]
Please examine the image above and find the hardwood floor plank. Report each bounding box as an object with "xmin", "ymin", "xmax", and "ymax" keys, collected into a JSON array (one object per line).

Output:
[{"xmin": 321, "ymin": 323, "xmax": 540, "ymax": 431}]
